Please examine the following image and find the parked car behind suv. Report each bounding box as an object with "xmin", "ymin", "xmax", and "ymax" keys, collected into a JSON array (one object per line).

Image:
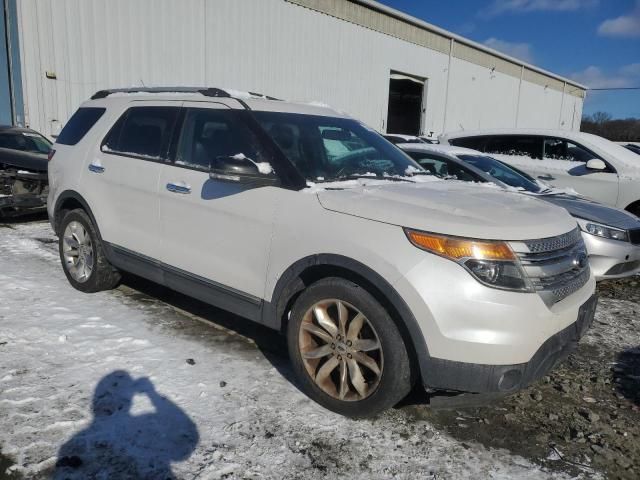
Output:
[
  {"xmin": 441, "ymin": 129, "xmax": 640, "ymax": 216},
  {"xmin": 49, "ymin": 88, "xmax": 596, "ymax": 417},
  {"xmin": 0, "ymin": 126, "xmax": 51, "ymax": 216},
  {"xmin": 397, "ymin": 143, "xmax": 640, "ymax": 280}
]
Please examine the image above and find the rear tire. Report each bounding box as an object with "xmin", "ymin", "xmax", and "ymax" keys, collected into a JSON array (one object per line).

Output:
[
  {"xmin": 287, "ymin": 277, "xmax": 413, "ymax": 418},
  {"xmin": 58, "ymin": 209, "xmax": 121, "ymax": 293}
]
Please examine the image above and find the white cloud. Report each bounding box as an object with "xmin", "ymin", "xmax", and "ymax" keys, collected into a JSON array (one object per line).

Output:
[
  {"xmin": 486, "ymin": 0, "xmax": 598, "ymax": 16},
  {"xmin": 483, "ymin": 38, "xmax": 535, "ymax": 63},
  {"xmin": 598, "ymin": 1, "xmax": 640, "ymax": 38},
  {"xmin": 570, "ymin": 63, "xmax": 640, "ymax": 89}
]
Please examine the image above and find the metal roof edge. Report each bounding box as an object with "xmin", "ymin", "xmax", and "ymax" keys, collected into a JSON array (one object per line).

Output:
[{"xmin": 350, "ymin": 0, "xmax": 588, "ymax": 91}]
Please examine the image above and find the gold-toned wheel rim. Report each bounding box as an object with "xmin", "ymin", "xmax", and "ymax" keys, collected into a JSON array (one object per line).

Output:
[{"xmin": 299, "ymin": 299, "xmax": 383, "ymax": 401}]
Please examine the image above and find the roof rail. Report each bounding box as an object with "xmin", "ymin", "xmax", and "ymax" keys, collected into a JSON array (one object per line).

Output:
[
  {"xmin": 90, "ymin": 87, "xmax": 281, "ymax": 102},
  {"xmin": 90, "ymin": 87, "xmax": 232, "ymax": 100}
]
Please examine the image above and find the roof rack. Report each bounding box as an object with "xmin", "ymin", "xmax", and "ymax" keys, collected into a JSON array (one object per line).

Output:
[{"xmin": 90, "ymin": 87, "xmax": 281, "ymax": 102}]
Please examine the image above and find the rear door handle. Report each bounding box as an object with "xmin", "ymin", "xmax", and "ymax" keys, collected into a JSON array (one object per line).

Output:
[
  {"xmin": 538, "ymin": 174, "xmax": 555, "ymax": 181},
  {"xmin": 88, "ymin": 164, "xmax": 105, "ymax": 174},
  {"xmin": 166, "ymin": 183, "xmax": 192, "ymax": 194}
]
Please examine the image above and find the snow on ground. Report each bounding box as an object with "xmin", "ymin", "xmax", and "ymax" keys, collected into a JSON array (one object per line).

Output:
[{"xmin": 1, "ymin": 222, "xmax": 585, "ymax": 479}]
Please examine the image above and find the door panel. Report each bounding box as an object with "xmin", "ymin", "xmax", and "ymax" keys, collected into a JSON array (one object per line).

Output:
[
  {"xmin": 87, "ymin": 102, "xmax": 180, "ymax": 260},
  {"xmin": 159, "ymin": 102, "xmax": 278, "ymax": 299},
  {"xmin": 540, "ymin": 137, "xmax": 619, "ymax": 205}
]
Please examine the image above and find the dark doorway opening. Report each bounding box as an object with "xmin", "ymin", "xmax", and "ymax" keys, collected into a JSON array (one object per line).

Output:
[{"xmin": 386, "ymin": 74, "xmax": 425, "ymax": 136}]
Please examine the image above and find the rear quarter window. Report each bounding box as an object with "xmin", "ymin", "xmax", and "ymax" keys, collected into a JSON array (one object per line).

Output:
[{"xmin": 56, "ymin": 107, "xmax": 106, "ymax": 145}]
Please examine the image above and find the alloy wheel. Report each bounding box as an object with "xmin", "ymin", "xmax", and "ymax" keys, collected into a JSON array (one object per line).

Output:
[
  {"xmin": 298, "ymin": 299, "xmax": 383, "ymax": 401},
  {"xmin": 62, "ymin": 221, "xmax": 94, "ymax": 283}
]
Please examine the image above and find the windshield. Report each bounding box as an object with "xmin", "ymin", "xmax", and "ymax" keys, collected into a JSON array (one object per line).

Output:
[
  {"xmin": 0, "ymin": 132, "xmax": 52, "ymax": 154},
  {"xmin": 458, "ymin": 154, "xmax": 542, "ymax": 193},
  {"xmin": 253, "ymin": 112, "xmax": 425, "ymax": 182}
]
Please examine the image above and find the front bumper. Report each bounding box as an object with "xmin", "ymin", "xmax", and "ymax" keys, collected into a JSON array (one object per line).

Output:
[
  {"xmin": 582, "ymin": 232, "xmax": 640, "ymax": 280},
  {"xmin": 423, "ymin": 295, "xmax": 598, "ymax": 393}
]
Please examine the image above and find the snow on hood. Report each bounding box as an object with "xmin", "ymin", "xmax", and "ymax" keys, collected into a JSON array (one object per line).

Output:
[
  {"xmin": 316, "ymin": 180, "xmax": 577, "ymax": 241},
  {"xmin": 540, "ymin": 195, "xmax": 640, "ymax": 230}
]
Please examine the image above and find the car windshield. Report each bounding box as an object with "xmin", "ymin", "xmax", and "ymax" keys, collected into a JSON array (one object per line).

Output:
[
  {"xmin": 458, "ymin": 154, "xmax": 542, "ymax": 193},
  {"xmin": 0, "ymin": 132, "xmax": 52, "ymax": 154},
  {"xmin": 253, "ymin": 112, "xmax": 425, "ymax": 182}
]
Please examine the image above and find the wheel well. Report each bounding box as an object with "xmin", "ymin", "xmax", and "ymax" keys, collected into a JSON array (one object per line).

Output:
[
  {"xmin": 277, "ymin": 263, "xmax": 421, "ymax": 383},
  {"xmin": 626, "ymin": 200, "xmax": 640, "ymax": 217},
  {"xmin": 54, "ymin": 197, "xmax": 85, "ymax": 234}
]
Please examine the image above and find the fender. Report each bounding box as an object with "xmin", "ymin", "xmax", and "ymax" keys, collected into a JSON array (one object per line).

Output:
[
  {"xmin": 263, "ymin": 253, "xmax": 431, "ymax": 382},
  {"xmin": 52, "ymin": 190, "xmax": 103, "ymax": 238}
]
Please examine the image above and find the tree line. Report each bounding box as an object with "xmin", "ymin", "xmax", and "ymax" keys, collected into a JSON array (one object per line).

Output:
[{"xmin": 581, "ymin": 112, "xmax": 640, "ymax": 142}]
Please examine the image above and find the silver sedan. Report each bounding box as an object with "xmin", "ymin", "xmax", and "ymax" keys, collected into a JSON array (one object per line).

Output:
[{"xmin": 399, "ymin": 143, "xmax": 640, "ymax": 281}]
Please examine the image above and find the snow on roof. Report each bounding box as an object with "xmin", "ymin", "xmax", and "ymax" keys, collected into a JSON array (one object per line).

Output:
[{"xmin": 87, "ymin": 87, "xmax": 347, "ymax": 118}]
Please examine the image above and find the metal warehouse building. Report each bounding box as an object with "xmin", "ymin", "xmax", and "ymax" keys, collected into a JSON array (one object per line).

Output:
[{"xmin": 1, "ymin": 0, "xmax": 587, "ymax": 139}]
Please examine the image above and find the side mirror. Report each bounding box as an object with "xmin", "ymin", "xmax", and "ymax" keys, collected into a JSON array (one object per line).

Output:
[
  {"xmin": 586, "ymin": 159, "xmax": 606, "ymax": 171},
  {"xmin": 209, "ymin": 154, "xmax": 279, "ymax": 186}
]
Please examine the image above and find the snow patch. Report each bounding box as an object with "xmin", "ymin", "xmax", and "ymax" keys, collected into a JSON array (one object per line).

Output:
[{"xmin": 230, "ymin": 153, "xmax": 274, "ymax": 175}]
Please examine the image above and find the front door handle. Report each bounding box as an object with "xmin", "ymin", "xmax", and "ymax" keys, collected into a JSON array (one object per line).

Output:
[
  {"xmin": 88, "ymin": 164, "xmax": 105, "ymax": 174},
  {"xmin": 538, "ymin": 174, "xmax": 555, "ymax": 181},
  {"xmin": 166, "ymin": 183, "xmax": 192, "ymax": 194}
]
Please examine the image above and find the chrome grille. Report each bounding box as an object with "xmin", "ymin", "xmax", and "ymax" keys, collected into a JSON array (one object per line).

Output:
[
  {"xmin": 524, "ymin": 228, "xmax": 582, "ymax": 253},
  {"xmin": 513, "ymin": 229, "xmax": 590, "ymax": 306}
]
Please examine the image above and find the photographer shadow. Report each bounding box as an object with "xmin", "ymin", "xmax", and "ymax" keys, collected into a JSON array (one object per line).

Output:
[{"xmin": 52, "ymin": 370, "xmax": 199, "ymax": 480}]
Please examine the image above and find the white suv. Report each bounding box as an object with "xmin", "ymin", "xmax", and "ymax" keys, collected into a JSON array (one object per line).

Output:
[
  {"xmin": 48, "ymin": 88, "xmax": 596, "ymax": 417},
  {"xmin": 442, "ymin": 129, "xmax": 640, "ymax": 216}
]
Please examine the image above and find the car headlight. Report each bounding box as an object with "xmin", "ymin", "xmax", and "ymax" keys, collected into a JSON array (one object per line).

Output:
[
  {"xmin": 404, "ymin": 228, "xmax": 533, "ymax": 292},
  {"xmin": 581, "ymin": 222, "xmax": 628, "ymax": 242}
]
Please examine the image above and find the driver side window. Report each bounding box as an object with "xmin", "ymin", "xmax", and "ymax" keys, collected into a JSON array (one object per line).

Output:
[
  {"xmin": 543, "ymin": 138, "xmax": 596, "ymax": 163},
  {"xmin": 175, "ymin": 109, "xmax": 272, "ymax": 172}
]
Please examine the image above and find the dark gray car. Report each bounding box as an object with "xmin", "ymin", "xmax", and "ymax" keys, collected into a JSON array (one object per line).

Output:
[
  {"xmin": 398, "ymin": 143, "xmax": 640, "ymax": 280},
  {"xmin": 0, "ymin": 126, "xmax": 51, "ymax": 216}
]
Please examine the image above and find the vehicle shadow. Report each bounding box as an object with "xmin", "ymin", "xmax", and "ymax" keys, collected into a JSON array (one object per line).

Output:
[
  {"xmin": 118, "ymin": 274, "xmax": 303, "ymax": 392},
  {"xmin": 613, "ymin": 346, "xmax": 640, "ymax": 406},
  {"xmin": 51, "ymin": 370, "xmax": 199, "ymax": 480}
]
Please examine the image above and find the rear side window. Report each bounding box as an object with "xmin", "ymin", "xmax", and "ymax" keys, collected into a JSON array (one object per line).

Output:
[
  {"xmin": 102, "ymin": 107, "xmax": 180, "ymax": 160},
  {"xmin": 485, "ymin": 136, "xmax": 543, "ymax": 159},
  {"xmin": 57, "ymin": 108, "xmax": 106, "ymax": 145}
]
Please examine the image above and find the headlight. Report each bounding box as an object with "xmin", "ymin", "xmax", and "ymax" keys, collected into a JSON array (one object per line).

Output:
[
  {"xmin": 581, "ymin": 222, "xmax": 628, "ymax": 242},
  {"xmin": 404, "ymin": 228, "xmax": 533, "ymax": 292}
]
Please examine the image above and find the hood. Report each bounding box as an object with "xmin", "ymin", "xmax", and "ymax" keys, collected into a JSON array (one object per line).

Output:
[
  {"xmin": 541, "ymin": 195, "xmax": 640, "ymax": 230},
  {"xmin": 0, "ymin": 148, "xmax": 48, "ymax": 172},
  {"xmin": 317, "ymin": 181, "xmax": 577, "ymax": 241}
]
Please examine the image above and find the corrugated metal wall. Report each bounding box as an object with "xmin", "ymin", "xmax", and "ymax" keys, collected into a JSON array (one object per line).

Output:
[{"xmin": 16, "ymin": 0, "xmax": 584, "ymax": 138}]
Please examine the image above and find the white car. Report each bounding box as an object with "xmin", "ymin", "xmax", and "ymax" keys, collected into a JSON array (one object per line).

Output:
[
  {"xmin": 441, "ymin": 129, "xmax": 640, "ymax": 216},
  {"xmin": 397, "ymin": 143, "xmax": 640, "ymax": 280},
  {"xmin": 48, "ymin": 87, "xmax": 596, "ymax": 417}
]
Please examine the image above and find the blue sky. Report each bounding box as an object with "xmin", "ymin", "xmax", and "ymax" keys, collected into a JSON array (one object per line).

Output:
[{"xmin": 378, "ymin": 0, "xmax": 640, "ymax": 119}]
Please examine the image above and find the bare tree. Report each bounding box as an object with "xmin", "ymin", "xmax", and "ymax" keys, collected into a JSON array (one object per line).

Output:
[{"xmin": 581, "ymin": 113, "xmax": 640, "ymax": 142}]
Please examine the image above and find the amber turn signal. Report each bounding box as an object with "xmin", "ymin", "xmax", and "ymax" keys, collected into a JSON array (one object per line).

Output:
[{"xmin": 405, "ymin": 229, "xmax": 516, "ymax": 261}]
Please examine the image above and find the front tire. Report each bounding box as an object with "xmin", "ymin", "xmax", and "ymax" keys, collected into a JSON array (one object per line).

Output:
[
  {"xmin": 58, "ymin": 209, "xmax": 121, "ymax": 293},
  {"xmin": 287, "ymin": 277, "xmax": 413, "ymax": 418}
]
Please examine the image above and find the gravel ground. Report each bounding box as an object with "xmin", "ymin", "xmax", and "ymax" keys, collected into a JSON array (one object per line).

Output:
[
  {"xmin": 404, "ymin": 277, "xmax": 640, "ymax": 480},
  {"xmin": 1, "ymin": 217, "xmax": 639, "ymax": 479}
]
